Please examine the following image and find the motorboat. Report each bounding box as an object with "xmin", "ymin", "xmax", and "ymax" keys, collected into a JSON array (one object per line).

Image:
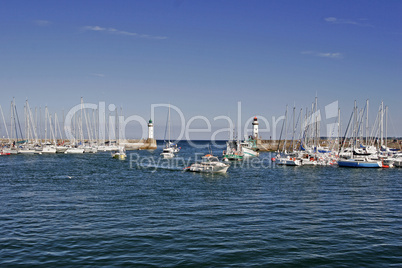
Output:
[
  {"xmin": 161, "ymin": 146, "xmax": 175, "ymax": 159},
  {"xmin": 185, "ymin": 154, "xmax": 230, "ymax": 173},
  {"xmin": 112, "ymin": 146, "xmax": 126, "ymax": 160}
]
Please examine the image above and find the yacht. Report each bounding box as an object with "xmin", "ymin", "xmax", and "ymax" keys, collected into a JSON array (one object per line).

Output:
[
  {"xmin": 186, "ymin": 154, "xmax": 230, "ymax": 173},
  {"xmin": 161, "ymin": 146, "xmax": 175, "ymax": 159}
]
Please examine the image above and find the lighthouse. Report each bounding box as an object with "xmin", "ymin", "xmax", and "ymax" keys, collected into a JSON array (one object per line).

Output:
[
  {"xmin": 148, "ymin": 119, "xmax": 154, "ymax": 140},
  {"xmin": 252, "ymin": 116, "xmax": 259, "ymax": 139}
]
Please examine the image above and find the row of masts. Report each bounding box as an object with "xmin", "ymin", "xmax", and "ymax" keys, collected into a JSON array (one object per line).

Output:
[
  {"xmin": 0, "ymin": 98, "xmax": 122, "ymax": 147},
  {"xmin": 277, "ymin": 98, "xmax": 391, "ymax": 153}
]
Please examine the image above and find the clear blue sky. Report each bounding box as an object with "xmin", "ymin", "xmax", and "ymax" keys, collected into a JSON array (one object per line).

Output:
[{"xmin": 1, "ymin": 0, "xmax": 401, "ymax": 139}]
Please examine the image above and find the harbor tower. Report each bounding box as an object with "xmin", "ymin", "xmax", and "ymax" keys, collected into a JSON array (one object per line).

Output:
[
  {"xmin": 148, "ymin": 119, "xmax": 154, "ymax": 140},
  {"xmin": 252, "ymin": 116, "xmax": 259, "ymax": 139}
]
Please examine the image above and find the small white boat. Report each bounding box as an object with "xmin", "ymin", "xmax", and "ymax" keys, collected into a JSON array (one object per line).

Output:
[
  {"xmin": 276, "ymin": 154, "xmax": 302, "ymax": 166},
  {"xmin": 185, "ymin": 154, "xmax": 230, "ymax": 173},
  {"xmin": 42, "ymin": 145, "xmax": 57, "ymax": 154},
  {"xmin": 18, "ymin": 146, "xmax": 42, "ymax": 155},
  {"xmin": 2, "ymin": 147, "xmax": 18, "ymax": 155},
  {"xmin": 98, "ymin": 145, "xmax": 119, "ymax": 151},
  {"xmin": 161, "ymin": 147, "xmax": 175, "ymax": 159},
  {"xmin": 55, "ymin": 146, "xmax": 68, "ymax": 153},
  {"xmin": 112, "ymin": 146, "xmax": 126, "ymax": 160},
  {"xmin": 64, "ymin": 147, "xmax": 85, "ymax": 154},
  {"xmin": 382, "ymin": 153, "xmax": 402, "ymax": 168},
  {"xmin": 83, "ymin": 146, "xmax": 98, "ymax": 153}
]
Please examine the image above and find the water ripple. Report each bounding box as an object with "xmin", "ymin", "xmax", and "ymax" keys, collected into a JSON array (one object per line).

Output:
[{"xmin": 1, "ymin": 146, "xmax": 401, "ymax": 266}]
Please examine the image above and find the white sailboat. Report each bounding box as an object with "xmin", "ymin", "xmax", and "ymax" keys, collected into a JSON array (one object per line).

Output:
[
  {"xmin": 18, "ymin": 100, "xmax": 41, "ymax": 154},
  {"xmin": 65, "ymin": 103, "xmax": 84, "ymax": 154},
  {"xmin": 111, "ymin": 107, "xmax": 126, "ymax": 160},
  {"xmin": 41, "ymin": 107, "xmax": 57, "ymax": 154},
  {"xmin": 161, "ymin": 104, "xmax": 178, "ymax": 159}
]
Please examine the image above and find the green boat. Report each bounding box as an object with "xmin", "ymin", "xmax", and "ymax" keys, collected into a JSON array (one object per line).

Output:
[{"xmin": 222, "ymin": 140, "xmax": 244, "ymax": 161}]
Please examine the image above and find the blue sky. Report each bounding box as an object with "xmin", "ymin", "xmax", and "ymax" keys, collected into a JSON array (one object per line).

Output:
[{"xmin": 0, "ymin": 0, "xmax": 401, "ymax": 139}]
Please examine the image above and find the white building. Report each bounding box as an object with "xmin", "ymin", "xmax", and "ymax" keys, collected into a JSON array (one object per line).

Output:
[
  {"xmin": 148, "ymin": 119, "xmax": 154, "ymax": 140},
  {"xmin": 252, "ymin": 116, "xmax": 259, "ymax": 139}
]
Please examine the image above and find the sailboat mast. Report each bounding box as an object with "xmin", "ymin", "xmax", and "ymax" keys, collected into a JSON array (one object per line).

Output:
[
  {"xmin": 353, "ymin": 100, "xmax": 357, "ymax": 149},
  {"xmin": 0, "ymin": 105, "xmax": 10, "ymax": 143},
  {"xmin": 168, "ymin": 104, "xmax": 171, "ymax": 143},
  {"xmin": 45, "ymin": 106, "xmax": 48, "ymax": 143},
  {"xmin": 385, "ymin": 105, "xmax": 388, "ymax": 148},
  {"xmin": 299, "ymin": 108, "xmax": 303, "ymax": 149},
  {"xmin": 24, "ymin": 102, "xmax": 27, "ymax": 142},
  {"xmin": 282, "ymin": 105, "xmax": 288, "ymax": 152},
  {"xmin": 35, "ymin": 107, "xmax": 38, "ymax": 144},
  {"xmin": 366, "ymin": 99, "xmax": 369, "ymax": 144},
  {"xmin": 292, "ymin": 105, "xmax": 295, "ymax": 151},
  {"xmin": 39, "ymin": 107, "xmax": 42, "ymax": 144},
  {"xmin": 315, "ymin": 97, "xmax": 318, "ymax": 151},
  {"xmin": 81, "ymin": 97, "xmax": 84, "ymax": 145},
  {"xmin": 10, "ymin": 100, "xmax": 13, "ymax": 142},
  {"xmin": 380, "ymin": 101, "xmax": 384, "ymax": 147},
  {"xmin": 338, "ymin": 108, "xmax": 341, "ymax": 151}
]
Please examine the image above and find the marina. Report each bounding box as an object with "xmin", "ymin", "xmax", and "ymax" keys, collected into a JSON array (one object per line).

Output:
[
  {"xmin": 1, "ymin": 97, "xmax": 401, "ymax": 170},
  {"xmin": 2, "ymin": 0, "xmax": 402, "ymax": 266}
]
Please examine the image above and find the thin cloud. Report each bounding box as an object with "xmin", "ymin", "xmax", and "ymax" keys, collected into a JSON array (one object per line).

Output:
[
  {"xmin": 302, "ymin": 51, "xmax": 343, "ymax": 59},
  {"xmin": 324, "ymin": 17, "xmax": 372, "ymax": 27},
  {"xmin": 82, "ymin": 26, "xmax": 167, "ymax": 40},
  {"xmin": 34, "ymin": 20, "xmax": 51, "ymax": 26}
]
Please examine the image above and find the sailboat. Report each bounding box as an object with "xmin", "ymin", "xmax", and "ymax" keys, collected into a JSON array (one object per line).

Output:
[
  {"xmin": 18, "ymin": 100, "xmax": 42, "ymax": 154},
  {"xmin": 161, "ymin": 104, "xmax": 179, "ymax": 159},
  {"xmin": 65, "ymin": 102, "xmax": 84, "ymax": 154},
  {"xmin": 111, "ymin": 107, "xmax": 126, "ymax": 160},
  {"xmin": 41, "ymin": 107, "xmax": 57, "ymax": 154},
  {"xmin": 338, "ymin": 101, "xmax": 382, "ymax": 168}
]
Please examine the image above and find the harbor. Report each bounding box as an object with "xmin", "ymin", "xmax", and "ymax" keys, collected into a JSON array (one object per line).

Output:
[
  {"xmin": 1, "ymin": 97, "xmax": 401, "ymax": 169},
  {"xmin": 2, "ymin": 0, "xmax": 402, "ymax": 267}
]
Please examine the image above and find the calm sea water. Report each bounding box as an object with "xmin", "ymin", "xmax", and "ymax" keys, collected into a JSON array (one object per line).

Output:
[{"xmin": 1, "ymin": 141, "xmax": 401, "ymax": 267}]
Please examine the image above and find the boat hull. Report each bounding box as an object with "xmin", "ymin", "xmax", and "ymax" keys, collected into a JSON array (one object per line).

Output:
[
  {"xmin": 242, "ymin": 147, "xmax": 259, "ymax": 158},
  {"xmin": 112, "ymin": 154, "xmax": 126, "ymax": 160},
  {"xmin": 338, "ymin": 159, "xmax": 382, "ymax": 168},
  {"xmin": 65, "ymin": 148, "xmax": 85, "ymax": 154},
  {"xmin": 188, "ymin": 164, "xmax": 229, "ymax": 174}
]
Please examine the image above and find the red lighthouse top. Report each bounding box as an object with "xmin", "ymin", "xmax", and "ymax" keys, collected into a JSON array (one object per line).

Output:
[{"xmin": 252, "ymin": 116, "xmax": 259, "ymax": 125}]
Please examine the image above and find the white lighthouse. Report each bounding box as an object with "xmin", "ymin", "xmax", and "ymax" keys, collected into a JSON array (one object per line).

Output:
[
  {"xmin": 252, "ymin": 116, "xmax": 259, "ymax": 139},
  {"xmin": 148, "ymin": 119, "xmax": 154, "ymax": 140}
]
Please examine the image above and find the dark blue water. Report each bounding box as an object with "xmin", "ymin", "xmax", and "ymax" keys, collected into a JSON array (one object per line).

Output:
[{"xmin": 1, "ymin": 141, "xmax": 401, "ymax": 267}]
